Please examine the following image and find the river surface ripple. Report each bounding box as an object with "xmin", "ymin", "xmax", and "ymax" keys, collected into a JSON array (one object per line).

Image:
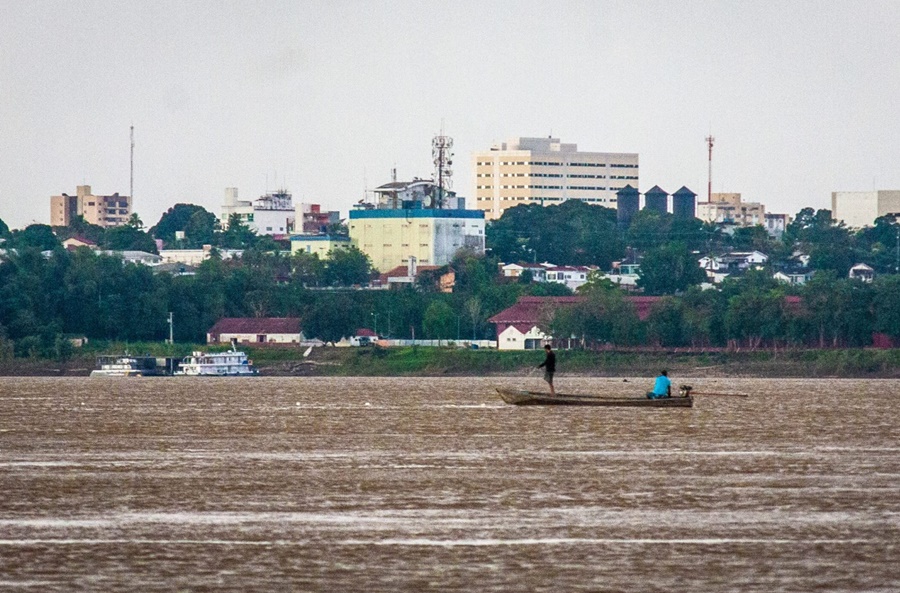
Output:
[{"xmin": 0, "ymin": 376, "xmax": 898, "ymax": 592}]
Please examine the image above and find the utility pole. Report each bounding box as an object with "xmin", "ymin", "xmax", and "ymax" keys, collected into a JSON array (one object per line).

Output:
[
  {"xmin": 895, "ymin": 224, "xmax": 899, "ymax": 273},
  {"xmin": 167, "ymin": 312, "xmax": 173, "ymax": 344},
  {"xmin": 705, "ymin": 135, "xmax": 715, "ymax": 204}
]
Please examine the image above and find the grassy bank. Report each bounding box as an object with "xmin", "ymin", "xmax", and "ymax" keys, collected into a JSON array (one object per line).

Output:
[
  {"xmin": 259, "ymin": 346, "xmax": 900, "ymax": 379},
  {"xmin": 2, "ymin": 344, "xmax": 899, "ymax": 378}
]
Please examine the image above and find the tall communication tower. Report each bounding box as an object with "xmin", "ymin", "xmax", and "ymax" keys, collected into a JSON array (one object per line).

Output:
[
  {"xmin": 432, "ymin": 131, "xmax": 454, "ymax": 208},
  {"xmin": 705, "ymin": 134, "xmax": 715, "ymax": 203},
  {"xmin": 130, "ymin": 125, "xmax": 135, "ymax": 201}
]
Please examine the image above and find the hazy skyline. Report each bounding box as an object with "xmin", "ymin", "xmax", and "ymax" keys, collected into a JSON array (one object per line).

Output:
[{"xmin": 2, "ymin": 0, "xmax": 899, "ymax": 230}]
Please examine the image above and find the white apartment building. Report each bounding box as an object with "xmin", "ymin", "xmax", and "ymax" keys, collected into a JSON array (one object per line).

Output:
[
  {"xmin": 472, "ymin": 137, "xmax": 639, "ymax": 221},
  {"xmin": 221, "ymin": 188, "xmax": 297, "ymax": 237},
  {"xmin": 696, "ymin": 193, "xmax": 765, "ymax": 227},
  {"xmin": 831, "ymin": 190, "xmax": 900, "ymax": 228}
]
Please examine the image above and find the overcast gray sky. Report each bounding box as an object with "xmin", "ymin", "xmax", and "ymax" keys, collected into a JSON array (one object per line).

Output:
[{"xmin": 2, "ymin": 0, "xmax": 899, "ymax": 230}]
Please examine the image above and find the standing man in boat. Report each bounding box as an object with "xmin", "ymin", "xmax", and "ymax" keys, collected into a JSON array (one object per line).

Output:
[
  {"xmin": 538, "ymin": 344, "xmax": 556, "ymax": 396},
  {"xmin": 646, "ymin": 370, "xmax": 672, "ymax": 399}
]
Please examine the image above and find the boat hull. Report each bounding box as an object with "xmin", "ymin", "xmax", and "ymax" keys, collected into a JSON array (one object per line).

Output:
[{"xmin": 496, "ymin": 388, "xmax": 693, "ymax": 407}]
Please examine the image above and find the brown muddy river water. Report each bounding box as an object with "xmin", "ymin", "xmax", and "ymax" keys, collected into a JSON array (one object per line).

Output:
[{"xmin": 0, "ymin": 376, "xmax": 898, "ymax": 592}]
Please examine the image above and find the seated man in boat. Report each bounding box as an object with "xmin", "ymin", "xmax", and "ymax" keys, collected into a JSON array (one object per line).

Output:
[
  {"xmin": 537, "ymin": 344, "xmax": 556, "ymax": 396},
  {"xmin": 646, "ymin": 370, "xmax": 671, "ymax": 399}
]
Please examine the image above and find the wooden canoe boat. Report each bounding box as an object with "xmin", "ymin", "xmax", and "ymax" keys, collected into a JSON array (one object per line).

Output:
[{"xmin": 496, "ymin": 388, "xmax": 693, "ymax": 407}]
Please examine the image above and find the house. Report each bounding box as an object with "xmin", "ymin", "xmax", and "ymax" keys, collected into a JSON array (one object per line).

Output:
[
  {"xmin": 99, "ymin": 250, "xmax": 162, "ymax": 265},
  {"xmin": 699, "ymin": 251, "xmax": 768, "ymax": 283},
  {"xmin": 849, "ymin": 263, "xmax": 874, "ymax": 283},
  {"xmin": 62, "ymin": 236, "xmax": 97, "ymax": 250},
  {"xmin": 378, "ymin": 258, "xmax": 456, "ymax": 292},
  {"xmin": 603, "ymin": 260, "xmax": 641, "ymax": 289},
  {"xmin": 500, "ymin": 262, "xmax": 548, "ymax": 282},
  {"xmin": 160, "ymin": 245, "xmax": 243, "ymax": 265},
  {"xmin": 773, "ymin": 270, "xmax": 814, "ymax": 285},
  {"xmin": 544, "ymin": 266, "xmax": 596, "ymax": 291},
  {"xmin": 206, "ymin": 317, "xmax": 304, "ymax": 344},
  {"xmin": 488, "ymin": 295, "xmax": 661, "ymax": 350}
]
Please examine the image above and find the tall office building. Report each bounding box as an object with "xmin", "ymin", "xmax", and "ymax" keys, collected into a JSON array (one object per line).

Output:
[
  {"xmin": 832, "ymin": 190, "xmax": 900, "ymax": 228},
  {"xmin": 50, "ymin": 185, "xmax": 132, "ymax": 228},
  {"xmin": 472, "ymin": 137, "xmax": 639, "ymax": 221}
]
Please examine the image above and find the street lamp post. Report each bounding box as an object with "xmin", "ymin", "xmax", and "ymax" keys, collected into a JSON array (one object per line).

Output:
[{"xmin": 371, "ymin": 312, "xmax": 378, "ymax": 337}]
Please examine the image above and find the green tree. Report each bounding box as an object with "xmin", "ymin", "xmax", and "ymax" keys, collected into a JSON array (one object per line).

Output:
[
  {"xmin": 637, "ymin": 242, "xmax": 707, "ymax": 295},
  {"xmin": 646, "ymin": 297, "xmax": 685, "ymax": 347},
  {"xmin": 487, "ymin": 200, "xmax": 622, "ymax": 267},
  {"xmin": 873, "ymin": 275, "xmax": 900, "ymax": 339},
  {"xmin": 220, "ymin": 214, "xmax": 257, "ymax": 249},
  {"xmin": 151, "ymin": 204, "xmax": 219, "ymax": 247},
  {"xmin": 8, "ymin": 224, "xmax": 60, "ymax": 251},
  {"xmin": 323, "ymin": 247, "xmax": 373, "ymax": 286},
  {"xmin": 0, "ymin": 217, "xmax": 9, "ymax": 237},
  {"xmin": 103, "ymin": 225, "xmax": 158, "ymax": 253},
  {"xmin": 423, "ymin": 300, "xmax": 456, "ymax": 339}
]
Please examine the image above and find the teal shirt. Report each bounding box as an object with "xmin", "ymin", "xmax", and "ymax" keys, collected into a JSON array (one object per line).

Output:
[{"xmin": 652, "ymin": 375, "xmax": 671, "ymax": 396}]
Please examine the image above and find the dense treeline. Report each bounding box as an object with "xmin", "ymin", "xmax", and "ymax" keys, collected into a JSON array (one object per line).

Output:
[
  {"xmin": 1, "ymin": 199, "xmax": 900, "ymax": 360},
  {"xmin": 551, "ymin": 271, "xmax": 900, "ymax": 349},
  {"xmin": 0, "ymin": 244, "xmax": 565, "ymax": 359}
]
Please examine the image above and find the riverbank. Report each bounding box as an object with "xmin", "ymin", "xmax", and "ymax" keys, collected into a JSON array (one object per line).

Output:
[{"xmin": 5, "ymin": 345, "xmax": 899, "ymax": 378}]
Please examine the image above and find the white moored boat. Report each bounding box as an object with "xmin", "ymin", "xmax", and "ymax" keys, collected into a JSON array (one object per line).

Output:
[
  {"xmin": 176, "ymin": 346, "xmax": 258, "ymax": 376},
  {"xmin": 90, "ymin": 356, "xmax": 143, "ymax": 377}
]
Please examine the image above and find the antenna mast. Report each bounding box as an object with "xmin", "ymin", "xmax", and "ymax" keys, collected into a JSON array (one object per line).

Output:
[
  {"xmin": 432, "ymin": 126, "xmax": 454, "ymax": 209},
  {"xmin": 705, "ymin": 135, "xmax": 715, "ymax": 203},
  {"xmin": 130, "ymin": 125, "xmax": 135, "ymax": 201}
]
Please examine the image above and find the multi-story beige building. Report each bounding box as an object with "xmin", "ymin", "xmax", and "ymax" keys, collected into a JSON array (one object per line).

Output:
[
  {"xmin": 472, "ymin": 137, "xmax": 639, "ymax": 221},
  {"xmin": 50, "ymin": 185, "xmax": 132, "ymax": 228},
  {"xmin": 832, "ymin": 190, "xmax": 900, "ymax": 228},
  {"xmin": 696, "ymin": 193, "xmax": 765, "ymax": 227}
]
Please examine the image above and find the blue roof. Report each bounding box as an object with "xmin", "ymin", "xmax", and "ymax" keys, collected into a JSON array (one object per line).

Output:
[
  {"xmin": 349, "ymin": 209, "xmax": 484, "ymax": 220},
  {"xmin": 289, "ymin": 234, "xmax": 351, "ymax": 242}
]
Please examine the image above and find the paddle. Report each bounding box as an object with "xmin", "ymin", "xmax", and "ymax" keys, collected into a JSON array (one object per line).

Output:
[{"xmin": 689, "ymin": 391, "xmax": 749, "ymax": 398}]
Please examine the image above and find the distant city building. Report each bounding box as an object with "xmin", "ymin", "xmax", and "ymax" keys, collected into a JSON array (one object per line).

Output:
[
  {"xmin": 696, "ymin": 193, "xmax": 765, "ymax": 227},
  {"xmin": 221, "ymin": 188, "xmax": 304, "ymax": 237},
  {"xmin": 764, "ymin": 213, "xmax": 791, "ymax": 238},
  {"xmin": 290, "ymin": 234, "xmax": 351, "ymax": 259},
  {"xmin": 672, "ymin": 186, "xmax": 697, "ymax": 219},
  {"xmin": 297, "ymin": 203, "xmax": 341, "ymax": 234},
  {"xmin": 349, "ymin": 176, "xmax": 484, "ymax": 272},
  {"xmin": 472, "ymin": 137, "xmax": 639, "ymax": 221},
  {"xmin": 50, "ymin": 185, "xmax": 132, "ymax": 228},
  {"xmin": 831, "ymin": 190, "xmax": 900, "ymax": 228},
  {"xmin": 349, "ymin": 209, "xmax": 485, "ymax": 272}
]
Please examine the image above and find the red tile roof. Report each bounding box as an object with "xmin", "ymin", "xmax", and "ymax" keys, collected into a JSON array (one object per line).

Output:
[
  {"xmin": 488, "ymin": 295, "xmax": 662, "ymax": 331},
  {"xmin": 207, "ymin": 317, "xmax": 301, "ymax": 335}
]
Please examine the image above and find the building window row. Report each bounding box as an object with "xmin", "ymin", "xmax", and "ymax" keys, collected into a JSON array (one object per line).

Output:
[
  {"xmin": 610, "ymin": 175, "xmax": 639, "ymax": 180},
  {"xmin": 569, "ymin": 174, "xmax": 605, "ymax": 179},
  {"xmin": 610, "ymin": 163, "xmax": 638, "ymax": 168}
]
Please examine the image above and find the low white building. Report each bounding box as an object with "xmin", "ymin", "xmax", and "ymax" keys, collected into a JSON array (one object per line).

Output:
[
  {"xmin": 545, "ymin": 266, "xmax": 594, "ymax": 291},
  {"xmin": 206, "ymin": 317, "xmax": 304, "ymax": 344},
  {"xmin": 160, "ymin": 246, "xmax": 244, "ymax": 265},
  {"xmin": 500, "ymin": 263, "xmax": 548, "ymax": 282}
]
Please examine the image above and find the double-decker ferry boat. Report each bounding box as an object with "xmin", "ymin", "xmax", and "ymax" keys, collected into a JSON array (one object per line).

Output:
[
  {"xmin": 175, "ymin": 346, "xmax": 258, "ymax": 376},
  {"xmin": 90, "ymin": 356, "xmax": 144, "ymax": 377}
]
